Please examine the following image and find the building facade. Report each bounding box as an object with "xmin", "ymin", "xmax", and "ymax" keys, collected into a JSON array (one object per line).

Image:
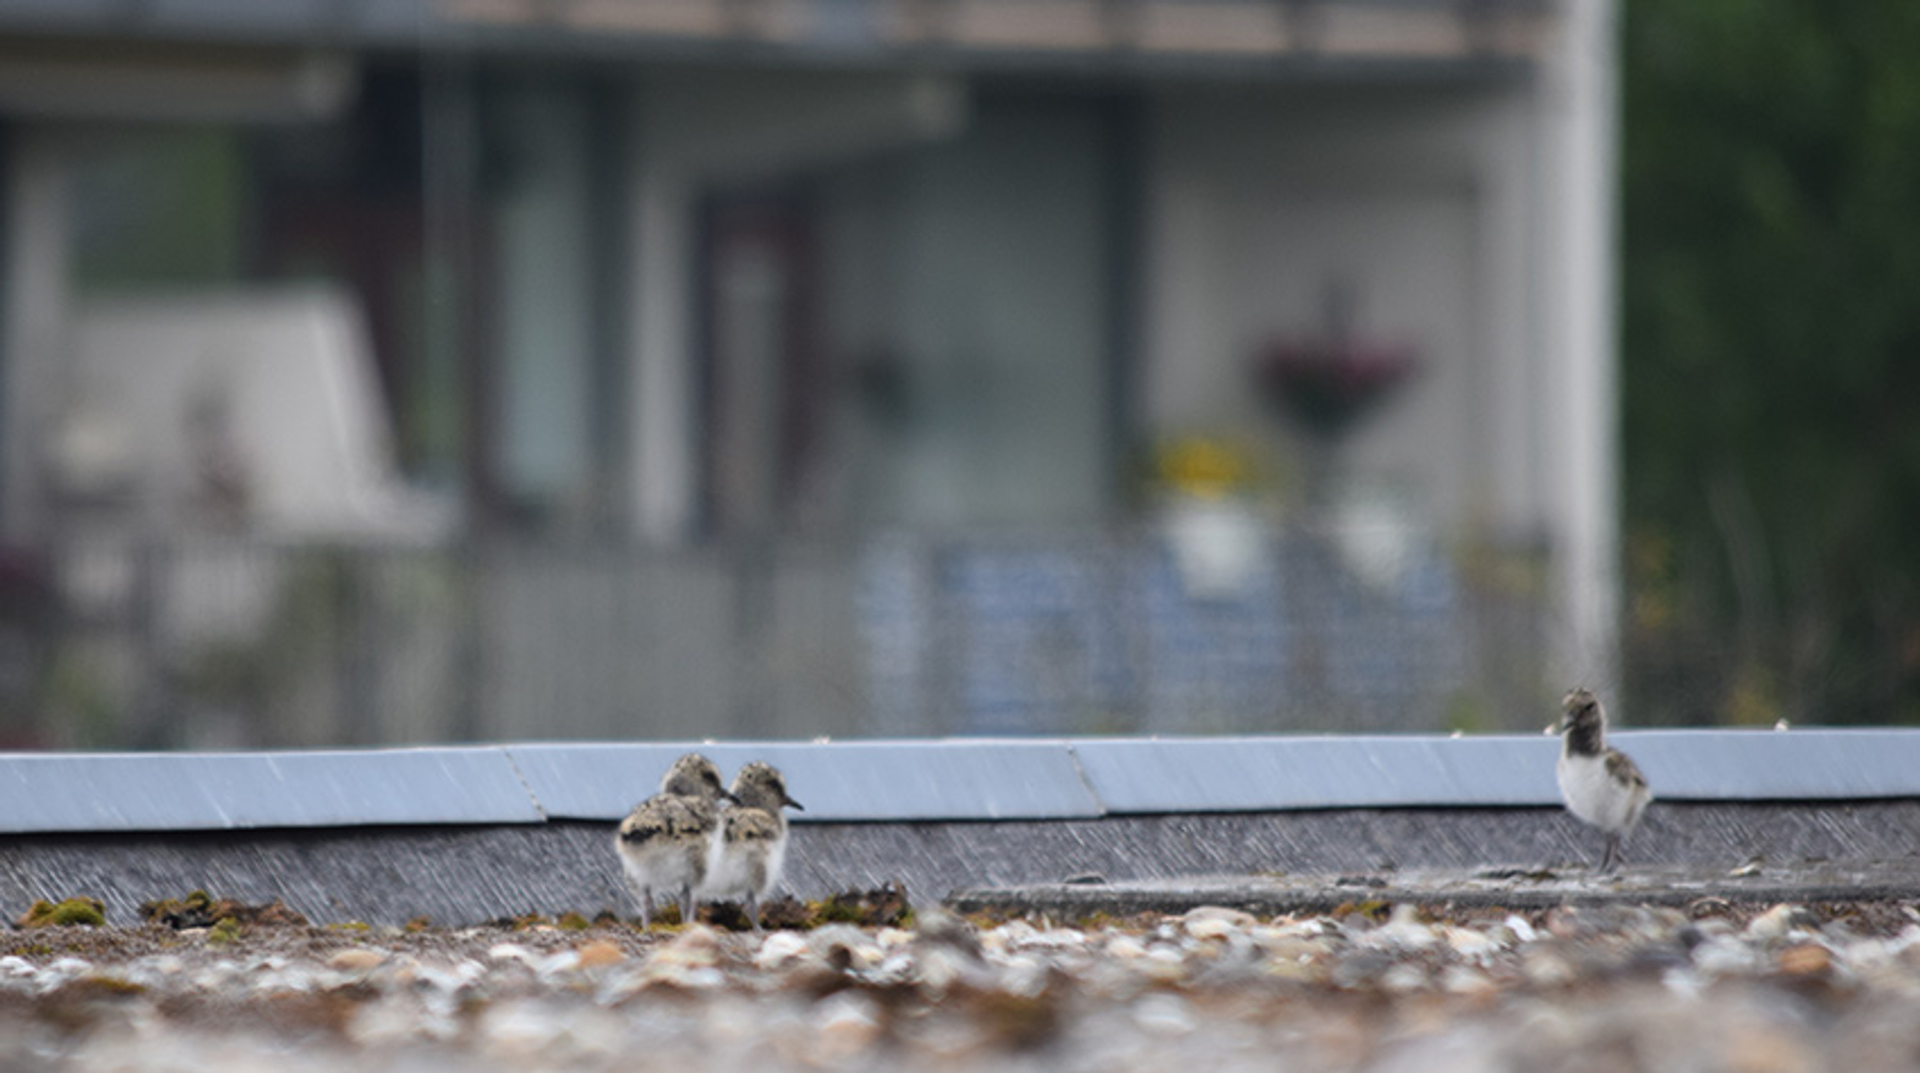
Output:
[{"xmin": 0, "ymin": 0, "xmax": 1618, "ymax": 746}]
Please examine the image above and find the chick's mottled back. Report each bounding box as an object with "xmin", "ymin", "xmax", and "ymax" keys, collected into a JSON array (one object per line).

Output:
[{"xmin": 615, "ymin": 752, "xmax": 734, "ymax": 927}]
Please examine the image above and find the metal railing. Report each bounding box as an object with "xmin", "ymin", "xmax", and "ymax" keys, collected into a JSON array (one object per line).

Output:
[{"xmin": 2, "ymin": 525, "xmax": 1553, "ymax": 749}]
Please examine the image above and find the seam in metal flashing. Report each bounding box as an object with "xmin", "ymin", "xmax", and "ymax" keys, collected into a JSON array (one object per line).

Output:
[
  {"xmin": 1061, "ymin": 741, "xmax": 1109, "ymax": 816},
  {"xmin": 496, "ymin": 747, "xmax": 551, "ymax": 822}
]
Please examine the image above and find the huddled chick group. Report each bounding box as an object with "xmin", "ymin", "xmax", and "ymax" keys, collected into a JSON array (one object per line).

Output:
[{"xmin": 613, "ymin": 754, "xmax": 803, "ymax": 931}]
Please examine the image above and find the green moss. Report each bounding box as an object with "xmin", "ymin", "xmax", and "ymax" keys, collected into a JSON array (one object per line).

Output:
[
  {"xmin": 208, "ymin": 917, "xmax": 244, "ymax": 944},
  {"xmin": 19, "ymin": 897, "xmax": 107, "ymax": 928},
  {"xmin": 1331, "ymin": 899, "xmax": 1391, "ymax": 923},
  {"xmin": 809, "ymin": 897, "xmax": 865, "ymax": 925},
  {"xmin": 328, "ymin": 921, "xmax": 372, "ymax": 933}
]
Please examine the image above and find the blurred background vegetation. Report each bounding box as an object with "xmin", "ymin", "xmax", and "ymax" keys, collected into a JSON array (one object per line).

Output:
[{"xmin": 1621, "ymin": 0, "xmax": 1920, "ymax": 726}]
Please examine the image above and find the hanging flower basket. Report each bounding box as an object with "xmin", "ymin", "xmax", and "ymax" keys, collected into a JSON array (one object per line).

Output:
[{"xmin": 1253, "ymin": 336, "xmax": 1421, "ymax": 444}]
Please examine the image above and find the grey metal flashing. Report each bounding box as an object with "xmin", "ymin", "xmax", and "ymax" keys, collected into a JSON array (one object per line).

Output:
[
  {"xmin": 1614, "ymin": 729, "xmax": 1920, "ymax": 801},
  {"xmin": 1071, "ymin": 730, "xmax": 1920, "ymax": 814},
  {"xmin": 4, "ymin": 730, "xmax": 1920, "ymax": 836},
  {"xmin": 504, "ymin": 740, "xmax": 1104, "ymax": 822},
  {"xmin": 0, "ymin": 748, "xmax": 544, "ymax": 833},
  {"xmin": 1069, "ymin": 736, "xmax": 1564, "ymax": 813}
]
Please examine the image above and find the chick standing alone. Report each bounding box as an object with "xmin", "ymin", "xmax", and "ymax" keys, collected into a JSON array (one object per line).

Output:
[
  {"xmin": 615, "ymin": 753, "xmax": 736, "ymax": 927},
  {"xmin": 1556, "ymin": 688, "xmax": 1652, "ymax": 873},
  {"xmin": 703, "ymin": 761, "xmax": 804, "ymax": 932}
]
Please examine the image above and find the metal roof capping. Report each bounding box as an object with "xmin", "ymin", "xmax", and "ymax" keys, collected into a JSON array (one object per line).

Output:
[{"xmin": 1, "ymin": 729, "xmax": 1917, "ymax": 835}]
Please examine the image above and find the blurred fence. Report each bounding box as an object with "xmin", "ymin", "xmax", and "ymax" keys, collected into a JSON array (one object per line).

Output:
[{"xmin": 0, "ymin": 526, "xmax": 1554, "ymax": 749}]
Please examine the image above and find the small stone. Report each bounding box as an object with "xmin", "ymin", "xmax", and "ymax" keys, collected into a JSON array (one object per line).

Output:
[
  {"xmin": 1441, "ymin": 965, "xmax": 1495, "ymax": 995},
  {"xmin": 533, "ymin": 950, "xmax": 581, "ymax": 977},
  {"xmin": 811, "ymin": 991, "xmax": 882, "ymax": 1062},
  {"xmin": 1183, "ymin": 906, "xmax": 1256, "ymax": 933},
  {"xmin": 1443, "ymin": 926, "xmax": 1500, "ymax": 963},
  {"xmin": 1748, "ymin": 904, "xmax": 1803, "ymax": 940},
  {"xmin": 1777, "ymin": 943, "xmax": 1831, "ymax": 976},
  {"xmin": 1138, "ymin": 945, "xmax": 1189, "ymax": 984},
  {"xmin": 1379, "ymin": 962, "xmax": 1430, "ymax": 993},
  {"xmin": 482, "ymin": 999, "xmax": 568, "ymax": 1053},
  {"xmin": 1520, "ymin": 947, "xmax": 1576, "ymax": 987},
  {"xmin": 753, "ymin": 931, "xmax": 810, "ymax": 970},
  {"xmin": 1260, "ymin": 954, "xmax": 1326, "ymax": 985},
  {"xmin": 488, "ymin": 943, "xmax": 537, "ymax": 966},
  {"xmin": 1254, "ymin": 936, "xmax": 1324, "ymax": 966},
  {"xmin": 1359, "ymin": 904, "xmax": 1437, "ymax": 951},
  {"xmin": 1186, "ymin": 916, "xmax": 1240, "ymax": 942},
  {"xmin": 575, "ymin": 940, "xmax": 626, "ymax": 970},
  {"xmin": 1691, "ymin": 937, "xmax": 1760, "ymax": 977},
  {"xmin": 1330, "ymin": 952, "xmax": 1394, "ymax": 990},
  {"xmin": 1132, "ymin": 992, "xmax": 1195, "ymax": 1035},
  {"xmin": 652, "ymin": 925, "xmax": 722, "ymax": 970},
  {"xmin": 327, "ymin": 948, "xmax": 387, "ymax": 973}
]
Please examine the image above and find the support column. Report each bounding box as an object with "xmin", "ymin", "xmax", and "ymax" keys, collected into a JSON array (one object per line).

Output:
[{"xmin": 1543, "ymin": 0, "xmax": 1621, "ymax": 691}]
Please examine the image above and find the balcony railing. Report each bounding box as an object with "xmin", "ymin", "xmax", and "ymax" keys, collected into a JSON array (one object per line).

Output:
[{"xmin": 1, "ymin": 526, "xmax": 1552, "ymax": 750}]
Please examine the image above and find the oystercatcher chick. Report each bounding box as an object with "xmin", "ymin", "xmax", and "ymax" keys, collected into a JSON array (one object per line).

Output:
[
  {"xmin": 1556, "ymin": 688, "xmax": 1652, "ymax": 873},
  {"xmin": 615, "ymin": 752, "xmax": 736, "ymax": 926},
  {"xmin": 703, "ymin": 761, "xmax": 803, "ymax": 932}
]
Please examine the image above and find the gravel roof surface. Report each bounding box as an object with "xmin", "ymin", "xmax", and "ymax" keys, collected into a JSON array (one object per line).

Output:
[{"xmin": 4, "ymin": 886, "xmax": 1920, "ymax": 1072}]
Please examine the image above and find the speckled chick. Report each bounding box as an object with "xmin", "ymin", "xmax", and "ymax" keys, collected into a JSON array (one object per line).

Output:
[
  {"xmin": 615, "ymin": 753, "xmax": 736, "ymax": 927},
  {"xmin": 703, "ymin": 761, "xmax": 804, "ymax": 932},
  {"xmin": 1556, "ymin": 688, "xmax": 1652, "ymax": 873}
]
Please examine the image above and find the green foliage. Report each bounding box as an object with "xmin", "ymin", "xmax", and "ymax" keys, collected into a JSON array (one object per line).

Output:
[{"xmin": 1622, "ymin": 0, "xmax": 1920, "ymax": 724}]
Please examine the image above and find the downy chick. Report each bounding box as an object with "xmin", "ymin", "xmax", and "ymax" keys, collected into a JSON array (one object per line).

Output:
[
  {"xmin": 1556, "ymin": 688, "xmax": 1652, "ymax": 873},
  {"xmin": 703, "ymin": 761, "xmax": 803, "ymax": 931},
  {"xmin": 615, "ymin": 752, "xmax": 736, "ymax": 926}
]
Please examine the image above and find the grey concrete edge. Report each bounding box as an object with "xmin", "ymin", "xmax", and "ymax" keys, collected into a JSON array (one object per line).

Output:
[{"xmin": 3, "ymin": 728, "xmax": 1918, "ymax": 835}]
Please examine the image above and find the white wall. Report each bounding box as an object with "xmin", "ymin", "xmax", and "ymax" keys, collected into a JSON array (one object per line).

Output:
[
  {"xmin": 1143, "ymin": 83, "xmax": 1545, "ymax": 539},
  {"xmin": 859, "ymin": 99, "xmax": 1114, "ymax": 527}
]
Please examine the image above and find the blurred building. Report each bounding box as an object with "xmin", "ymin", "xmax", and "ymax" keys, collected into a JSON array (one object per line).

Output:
[{"xmin": 0, "ymin": 0, "xmax": 1617, "ymax": 746}]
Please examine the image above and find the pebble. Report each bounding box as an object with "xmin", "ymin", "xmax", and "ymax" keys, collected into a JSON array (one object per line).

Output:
[
  {"xmin": 326, "ymin": 948, "xmax": 387, "ymax": 973},
  {"xmin": 753, "ymin": 931, "xmax": 810, "ymax": 971},
  {"xmin": 1777, "ymin": 942, "xmax": 1832, "ymax": 976},
  {"xmin": 575, "ymin": 939, "xmax": 626, "ymax": 970},
  {"xmin": 1132, "ymin": 992, "xmax": 1196, "ymax": 1035},
  {"xmin": 810, "ymin": 991, "xmax": 882, "ymax": 1062},
  {"xmin": 2, "ymin": 898, "xmax": 1919, "ymax": 1070}
]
